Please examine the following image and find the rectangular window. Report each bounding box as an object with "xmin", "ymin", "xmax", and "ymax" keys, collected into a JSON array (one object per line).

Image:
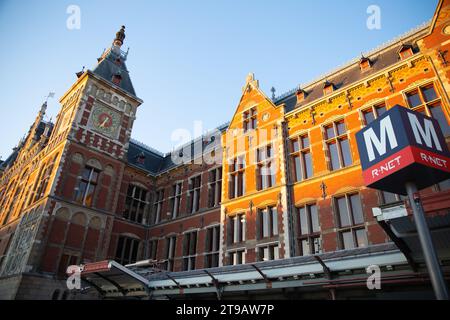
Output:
[
  {"xmin": 405, "ymin": 83, "xmax": 449, "ymax": 136},
  {"xmin": 164, "ymin": 236, "xmax": 177, "ymax": 271},
  {"xmin": 228, "ymin": 156, "xmax": 245, "ymax": 199},
  {"xmin": 124, "ymin": 185, "xmax": 148, "ymax": 224},
  {"xmin": 205, "ymin": 226, "xmax": 220, "ymax": 268},
  {"xmin": 290, "ymin": 133, "xmax": 313, "ymax": 182},
  {"xmin": 229, "ymin": 214, "xmax": 245, "ymax": 244},
  {"xmin": 243, "ymin": 107, "xmax": 257, "ymax": 132},
  {"xmin": 148, "ymin": 239, "xmax": 158, "ymax": 260},
  {"xmin": 74, "ymin": 166, "xmax": 99, "ymax": 207},
  {"xmin": 228, "ymin": 249, "xmax": 245, "ymax": 265},
  {"xmin": 335, "ymin": 194, "xmax": 368, "ymax": 250},
  {"xmin": 208, "ymin": 168, "xmax": 222, "ymax": 208},
  {"xmin": 187, "ymin": 175, "xmax": 201, "ymax": 214},
  {"xmin": 324, "ymin": 120, "xmax": 352, "ymax": 171},
  {"xmin": 256, "ymin": 145, "xmax": 276, "ymax": 190},
  {"xmin": 258, "ymin": 206, "xmax": 278, "ymax": 239},
  {"xmin": 297, "ymin": 204, "xmax": 321, "ymax": 256},
  {"xmin": 169, "ymin": 182, "xmax": 182, "ymax": 219},
  {"xmin": 362, "ymin": 103, "xmax": 387, "ymax": 125},
  {"xmin": 406, "ymin": 90, "xmax": 422, "ymax": 108},
  {"xmin": 429, "ymin": 103, "xmax": 450, "ymax": 136},
  {"xmin": 115, "ymin": 236, "xmax": 140, "ymax": 265},
  {"xmin": 153, "ymin": 189, "xmax": 164, "ymax": 224},
  {"xmin": 257, "ymin": 244, "xmax": 279, "ymax": 262},
  {"xmin": 182, "ymin": 231, "xmax": 197, "ymax": 271},
  {"xmin": 381, "ymin": 191, "xmax": 407, "ymax": 205}
]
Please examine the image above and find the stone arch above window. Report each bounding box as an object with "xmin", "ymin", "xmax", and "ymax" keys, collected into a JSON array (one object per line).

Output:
[
  {"xmin": 86, "ymin": 158, "xmax": 102, "ymax": 171},
  {"xmin": 71, "ymin": 212, "xmax": 87, "ymax": 226},
  {"xmin": 104, "ymin": 164, "xmax": 115, "ymax": 175},
  {"xmin": 88, "ymin": 216, "xmax": 102, "ymax": 229},
  {"xmin": 119, "ymin": 232, "xmax": 141, "ymax": 240},
  {"xmin": 71, "ymin": 153, "xmax": 84, "ymax": 165},
  {"xmin": 55, "ymin": 207, "xmax": 71, "ymax": 222},
  {"xmin": 130, "ymin": 181, "xmax": 147, "ymax": 190}
]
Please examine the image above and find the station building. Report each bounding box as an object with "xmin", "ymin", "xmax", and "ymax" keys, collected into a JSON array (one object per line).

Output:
[{"xmin": 0, "ymin": 0, "xmax": 449, "ymax": 300}]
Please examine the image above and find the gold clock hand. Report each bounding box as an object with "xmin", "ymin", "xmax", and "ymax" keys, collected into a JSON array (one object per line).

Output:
[{"xmin": 99, "ymin": 117, "xmax": 108, "ymax": 128}]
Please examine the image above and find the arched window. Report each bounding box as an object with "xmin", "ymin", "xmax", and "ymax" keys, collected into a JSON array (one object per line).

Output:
[
  {"xmin": 34, "ymin": 153, "xmax": 59, "ymax": 202},
  {"xmin": 0, "ymin": 180, "xmax": 17, "ymax": 225},
  {"xmin": 74, "ymin": 166, "xmax": 100, "ymax": 207},
  {"xmin": 115, "ymin": 235, "xmax": 140, "ymax": 265},
  {"xmin": 51, "ymin": 289, "xmax": 60, "ymax": 300},
  {"xmin": 2, "ymin": 185, "xmax": 23, "ymax": 225},
  {"xmin": 61, "ymin": 290, "xmax": 69, "ymax": 300}
]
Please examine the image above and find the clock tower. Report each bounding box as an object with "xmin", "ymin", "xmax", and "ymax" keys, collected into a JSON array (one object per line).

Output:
[
  {"xmin": 34, "ymin": 26, "xmax": 145, "ymax": 282},
  {"xmin": 51, "ymin": 25, "xmax": 143, "ymax": 160},
  {"xmin": 0, "ymin": 26, "xmax": 145, "ymax": 299}
]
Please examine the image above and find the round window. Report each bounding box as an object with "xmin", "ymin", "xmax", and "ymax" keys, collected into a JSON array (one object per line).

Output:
[{"xmin": 443, "ymin": 24, "xmax": 450, "ymax": 35}]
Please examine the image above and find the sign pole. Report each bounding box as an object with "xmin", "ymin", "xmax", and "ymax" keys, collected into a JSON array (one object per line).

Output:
[{"xmin": 405, "ymin": 181, "xmax": 449, "ymax": 300}]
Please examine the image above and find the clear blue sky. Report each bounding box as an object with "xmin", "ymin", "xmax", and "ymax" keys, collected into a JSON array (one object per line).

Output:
[{"xmin": 0, "ymin": 0, "xmax": 438, "ymax": 158}]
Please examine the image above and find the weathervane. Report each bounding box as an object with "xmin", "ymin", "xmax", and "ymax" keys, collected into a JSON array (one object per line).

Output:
[
  {"xmin": 271, "ymin": 87, "xmax": 276, "ymax": 100},
  {"xmin": 45, "ymin": 92, "xmax": 55, "ymax": 103}
]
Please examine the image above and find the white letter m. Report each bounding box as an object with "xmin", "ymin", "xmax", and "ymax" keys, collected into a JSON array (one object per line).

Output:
[
  {"xmin": 363, "ymin": 116, "xmax": 398, "ymax": 162},
  {"xmin": 407, "ymin": 113, "xmax": 442, "ymax": 151}
]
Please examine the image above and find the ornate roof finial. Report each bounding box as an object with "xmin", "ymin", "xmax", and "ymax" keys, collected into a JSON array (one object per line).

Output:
[
  {"xmin": 113, "ymin": 25, "xmax": 126, "ymax": 47},
  {"xmin": 271, "ymin": 87, "xmax": 276, "ymax": 100},
  {"xmin": 76, "ymin": 66, "xmax": 85, "ymax": 78},
  {"xmin": 242, "ymin": 72, "xmax": 259, "ymax": 92}
]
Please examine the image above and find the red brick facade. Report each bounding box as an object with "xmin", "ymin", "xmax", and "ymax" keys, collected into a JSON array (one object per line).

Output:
[{"xmin": 0, "ymin": 0, "xmax": 449, "ymax": 300}]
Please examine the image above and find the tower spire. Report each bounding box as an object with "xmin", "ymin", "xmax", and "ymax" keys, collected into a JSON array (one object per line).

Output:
[{"xmin": 113, "ymin": 25, "xmax": 126, "ymax": 48}]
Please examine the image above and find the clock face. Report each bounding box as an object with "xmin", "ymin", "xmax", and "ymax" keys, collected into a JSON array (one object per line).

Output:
[{"xmin": 91, "ymin": 104, "xmax": 121, "ymax": 138}]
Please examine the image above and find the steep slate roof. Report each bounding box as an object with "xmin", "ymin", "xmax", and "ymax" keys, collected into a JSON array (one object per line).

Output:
[
  {"xmin": 127, "ymin": 139, "xmax": 165, "ymax": 175},
  {"xmin": 274, "ymin": 22, "xmax": 430, "ymax": 113},
  {"xmin": 130, "ymin": 22, "xmax": 430, "ymax": 176},
  {"xmin": 0, "ymin": 149, "xmax": 19, "ymax": 171},
  {"xmin": 127, "ymin": 122, "xmax": 229, "ymax": 176},
  {"xmin": 92, "ymin": 48, "xmax": 136, "ymax": 96}
]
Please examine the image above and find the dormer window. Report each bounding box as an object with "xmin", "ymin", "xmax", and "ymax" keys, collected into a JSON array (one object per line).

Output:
[
  {"xmin": 296, "ymin": 89, "xmax": 306, "ymax": 104},
  {"xmin": 136, "ymin": 152, "xmax": 146, "ymax": 165},
  {"xmin": 323, "ymin": 81, "xmax": 334, "ymax": 96},
  {"xmin": 359, "ymin": 56, "xmax": 372, "ymax": 72},
  {"xmin": 398, "ymin": 44, "xmax": 413, "ymax": 60},
  {"xmin": 112, "ymin": 73, "xmax": 122, "ymax": 85}
]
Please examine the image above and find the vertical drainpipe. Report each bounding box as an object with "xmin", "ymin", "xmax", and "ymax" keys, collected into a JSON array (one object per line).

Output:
[
  {"xmin": 279, "ymin": 119, "xmax": 295, "ymax": 258},
  {"xmin": 218, "ymin": 133, "xmax": 227, "ymax": 267}
]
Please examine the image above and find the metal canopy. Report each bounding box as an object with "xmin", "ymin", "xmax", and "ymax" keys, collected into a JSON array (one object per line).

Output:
[
  {"xmin": 68, "ymin": 260, "xmax": 151, "ymax": 298},
  {"xmin": 67, "ymin": 243, "xmax": 432, "ymax": 299},
  {"xmin": 373, "ymin": 193, "xmax": 450, "ymax": 264}
]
